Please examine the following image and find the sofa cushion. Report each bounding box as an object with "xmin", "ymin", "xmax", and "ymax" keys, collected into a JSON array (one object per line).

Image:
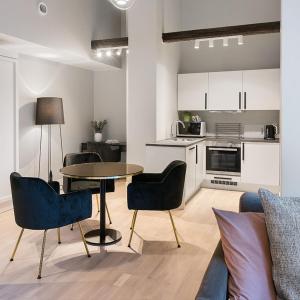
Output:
[
  {"xmin": 259, "ymin": 189, "xmax": 300, "ymax": 300},
  {"xmin": 213, "ymin": 208, "xmax": 276, "ymax": 300}
]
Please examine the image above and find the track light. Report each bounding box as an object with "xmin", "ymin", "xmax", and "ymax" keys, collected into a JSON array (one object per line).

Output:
[
  {"xmin": 209, "ymin": 40, "xmax": 214, "ymax": 48},
  {"xmin": 238, "ymin": 36, "xmax": 244, "ymax": 45},
  {"xmin": 223, "ymin": 38, "xmax": 229, "ymax": 47},
  {"xmin": 96, "ymin": 50, "xmax": 102, "ymax": 58},
  {"xmin": 194, "ymin": 40, "xmax": 200, "ymax": 49}
]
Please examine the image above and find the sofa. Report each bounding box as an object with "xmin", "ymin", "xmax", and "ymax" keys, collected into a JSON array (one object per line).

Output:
[{"xmin": 195, "ymin": 192, "xmax": 263, "ymax": 300}]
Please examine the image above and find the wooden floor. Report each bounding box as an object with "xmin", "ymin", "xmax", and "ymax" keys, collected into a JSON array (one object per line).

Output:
[{"xmin": 0, "ymin": 181, "xmax": 242, "ymax": 300}]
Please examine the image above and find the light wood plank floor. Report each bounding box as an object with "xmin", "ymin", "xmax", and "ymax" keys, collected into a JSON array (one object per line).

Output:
[{"xmin": 0, "ymin": 181, "xmax": 242, "ymax": 300}]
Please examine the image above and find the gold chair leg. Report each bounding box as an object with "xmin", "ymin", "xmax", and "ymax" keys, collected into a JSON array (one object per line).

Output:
[
  {"xmin": 128, "ymin": 210, "xmax": 138, "ymax": 247},
  {"xmin": 37, "ymin": 230, "xmax": 47, "ymax": 279},
  {"xmin": 70, "ymin": 223, "xmax": 74, "ymax": 231},
  {"xmin": 57, "ymin": 228, "xmax": 61, "ymax": 244},
  {"xmin": 96, "ymin": 194, "xmax": 100, "ymax": 213},
  {"xmin": 10, "ymin": 228, "xmax": 25, "ymax": 261},
  {"xmin": 78, "ymin": 222, "xmax": 91, "ymax": 258},
  {"xmin": 168, "ymin": 211, "xmax": 181, "ymax": 248},
  {"xmin": 106, "ymin": 203, "xmax": 112, "ymax": 224}
]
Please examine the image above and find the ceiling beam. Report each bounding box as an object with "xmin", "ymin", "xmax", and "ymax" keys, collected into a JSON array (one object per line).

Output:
[
  {"xmin": 91, "ymin": 22, "xmax": 280, "ymax": 49},
  {"xmin": 162, "ymin": 21, "xmax": 280, "ymax": 43},
  {"xmin": 91, "ymin": 37, "xmax": 128, "ymax": 50}
]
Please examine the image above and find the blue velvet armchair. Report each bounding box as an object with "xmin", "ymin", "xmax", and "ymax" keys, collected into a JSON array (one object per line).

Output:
[
  {"xmin": 10, "ymin": 172, "xmax": 93, "ymax": 279},
  {"xmin": 127, "ymin": 160, "xmax": 187, "ymax": 248}
]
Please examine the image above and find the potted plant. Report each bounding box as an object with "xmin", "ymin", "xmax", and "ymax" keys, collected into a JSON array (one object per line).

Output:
[{"xmin": 91, "ymin": 120, "xmax": 107, "ymax": 142}]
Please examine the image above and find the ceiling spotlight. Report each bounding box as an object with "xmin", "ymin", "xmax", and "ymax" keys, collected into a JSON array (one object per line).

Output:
[
  {"xmin": 106, "ymin": 50, "xmax": 112, "ymax": 57},
  {"xmin": 223, "ymin": 38, "xmax": 229, "ymax": 47},
  {"xmin": 109, "ymin": 0, "xmax": 136, "ymax": 10},
  {"xmin": 194, "ymin": 40, "xmax": 200, "ymax": 49},
  {"xmin": 209, "ymin": 40, "xmax": 214, "ymax": 48},
  {"xmin": 96, "ymin": 50, "xmax": 102, "ymax": 58},
  {"xmin": 238, "ymin": 36, "xmax": 244, "ymax": 46},
  {"xmin": 116, "ymin": 49, "xmax": 122, "ymax": 56}
]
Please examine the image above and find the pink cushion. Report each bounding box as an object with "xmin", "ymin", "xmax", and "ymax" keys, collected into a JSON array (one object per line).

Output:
[{"xmin": 213, "ymin": 208, "xmax": 276, "ymax": 300}]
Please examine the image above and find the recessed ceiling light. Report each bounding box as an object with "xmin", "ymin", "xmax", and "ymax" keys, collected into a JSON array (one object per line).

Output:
[
  {"xmin": 38, "ymin": 2, "xmax": 48, "ymax": 16},
  {"xmin": 109, "ymin": 0, "xmax": 136, "ymax": 10}
]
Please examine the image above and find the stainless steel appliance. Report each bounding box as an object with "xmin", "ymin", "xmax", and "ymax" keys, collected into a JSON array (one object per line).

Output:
[
  {"xmin": 264, "ymin": 124, "xmax": 277, "ymax": 140},
  {"xmin": 178, "ymin": 121, "xmax": 206, "ymax": 137},
  {"xmin": 206, "ymin": 140, "xmax": 241, "ymax": 176}
]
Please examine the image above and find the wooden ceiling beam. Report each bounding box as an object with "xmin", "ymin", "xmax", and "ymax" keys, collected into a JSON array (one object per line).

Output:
[
  {"xmin": 91, "ymin": 37, "xmax": 128, "ymax": 50},
  {"xmin": 91, "ymin": 22, "xmax": 280, "ymax": 49},
  {"xmin": 162, "ymin": 21, "xmax": 280, "ymax": 43}
]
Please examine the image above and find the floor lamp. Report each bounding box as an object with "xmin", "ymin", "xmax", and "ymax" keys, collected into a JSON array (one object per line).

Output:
[{"xmin": 36, "ymin": 97, "xmax": 65, "ymax": 182}]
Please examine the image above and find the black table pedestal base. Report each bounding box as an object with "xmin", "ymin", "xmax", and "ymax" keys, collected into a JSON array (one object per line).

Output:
[{"xmin": 84, "ymin": 229, "xmax": 122, "ymax": 246}]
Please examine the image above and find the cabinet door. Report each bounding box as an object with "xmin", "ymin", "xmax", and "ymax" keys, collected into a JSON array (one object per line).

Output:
[
  {"xmin": 178, "ymin": 73, "xmax": 208, "ymax": 111},
  {"xmin": 209, "ymin": 71, "xmax": 243, "ymax": 110},
  {"xmin": 185, "ymin": 145, "xmax": 197, "ymax": 199},
  {"xmin": 196, "ymin": 143, "xmax": 205, "ymax": 188},
  {"xmin": 241, "ymin": 143, "xmax": 280, "ymax": 186},
  {"xmin": 243, "ymin": 69, "xmax": 280, "ymax": 110}
]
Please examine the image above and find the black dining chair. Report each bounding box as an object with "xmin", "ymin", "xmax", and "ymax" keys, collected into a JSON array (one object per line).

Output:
[
  {"xmin": 10, "ymin": 172, "xmax": 92, "ymax": 279},
  {"xmin": 127, "ymin": 160, "xmax": 187, "ymax": 248},
  {"xmin": 63, "ymin": 152, "xmax": 115, "ymax": 225}
]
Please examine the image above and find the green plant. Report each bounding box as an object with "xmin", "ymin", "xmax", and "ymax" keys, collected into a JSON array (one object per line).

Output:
[{"xmin": 91, "ymin": 120, "xmax": 107, "ymax": 133}]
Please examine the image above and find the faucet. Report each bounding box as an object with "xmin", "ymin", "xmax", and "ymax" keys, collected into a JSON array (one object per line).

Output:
[{"xmin": 171, "ymin": 120, "xmax": 185, "ymax": 137}]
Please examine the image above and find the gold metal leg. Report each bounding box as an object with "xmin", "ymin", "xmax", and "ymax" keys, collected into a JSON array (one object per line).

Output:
[
  {"xmin": 106, "ymin": 203, "xmax": 112, "ymax": 224},
  {"xmin": 78, "ymin": 222, "xmax": 91, "ymax": 258},
  {"xmin": 37, "ymin": 230, "xmax": 47, "ymax": 279},
  {"xmin": 96, "ymin": 194, "xmax": 100, "ymax": 213},
  {"xmin": 168, "ymin": 211, "xmax": 181, "ymax": 248},
  {"xmin": 10, "ymin": 228, "xmax": 25, "ymax": 261},
  {"xmin": 70, "ymin": 224, "xmax": 74, "ymax": 231},
  {"xmin": 128, "ymin": 210, "xmax": 138, "ymax": 247},
  {"xmin": 57, "ymin": 228, "xmax": 61, "ymax": 244}
]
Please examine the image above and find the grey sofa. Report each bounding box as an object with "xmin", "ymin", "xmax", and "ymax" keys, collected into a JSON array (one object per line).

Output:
[{"xmin": 195, "ymin": 192, "xmax": 264, "ymax": 300}]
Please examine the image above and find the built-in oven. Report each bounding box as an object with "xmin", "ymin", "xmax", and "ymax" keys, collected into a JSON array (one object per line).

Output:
[{"xmin": 206, "ymin": 141, "xmax": 241, "ymax": 176}]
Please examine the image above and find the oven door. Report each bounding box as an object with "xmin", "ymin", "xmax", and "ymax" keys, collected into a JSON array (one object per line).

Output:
[{"xmin": 206, "ymin": 146, "xmax": 241, "ymax": 175}]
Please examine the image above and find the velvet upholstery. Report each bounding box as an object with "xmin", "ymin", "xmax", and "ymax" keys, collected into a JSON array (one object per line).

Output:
[
  {"xmin": 196, "ymin": 192, "xmax": 264, "ymax": 300},
  {"xmin": 10, "ymin": 172, "xmax": 92, "ymax": 230},
  {"xmin": 127, "ymin": 161, "xmax": 186, "ymax": 211},
  {"xmin": 63, "ymin": 152, "xmax": 115, "ymax": 194}
]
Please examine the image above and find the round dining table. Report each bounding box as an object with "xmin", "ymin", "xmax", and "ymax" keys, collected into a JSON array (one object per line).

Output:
[{"xmin": 60, "ymin": 162, "xmax": 143, "ymax": 246}]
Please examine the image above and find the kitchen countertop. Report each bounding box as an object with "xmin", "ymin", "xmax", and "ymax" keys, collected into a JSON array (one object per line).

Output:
[{"xmin": 146, "ymin": 136, "xmax": 280, "ymax": 147}]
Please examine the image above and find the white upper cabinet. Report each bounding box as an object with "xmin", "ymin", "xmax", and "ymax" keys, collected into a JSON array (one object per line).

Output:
[
  {"xmin": 178, "ymin": 73, "xmax": 208, "ymax": 111},
  {"xmin": 208, "ymin": 71, "xmax": 243, "ymax": 111},
  {"xmin": 241, "ymin": 143, "xmax": 280, "ymax": 186},
  {"xmin": 243, "ymin": 69, "xmax": 280, "ymax": 110}
]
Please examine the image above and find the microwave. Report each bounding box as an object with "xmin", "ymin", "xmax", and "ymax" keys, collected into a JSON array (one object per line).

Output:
[{"xmin": 178, "ymin": 121, "xmax": 206, "ymax": 137}]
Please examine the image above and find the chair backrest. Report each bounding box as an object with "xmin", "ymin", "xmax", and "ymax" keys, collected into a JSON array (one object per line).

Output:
[
  {"xmin": 63, "ymin": 152, "xmax": 102, "ymax": 167},
  {"xmin": 161, "ymin": 160, "xmax": 187, "ymax": 210},
  {"xmin": 10, "ymin": 173, "xmax": 60, "ymax": 230}
]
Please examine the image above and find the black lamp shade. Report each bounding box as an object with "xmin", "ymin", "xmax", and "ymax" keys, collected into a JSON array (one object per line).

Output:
[{"xmin": 36, "ymin": 97, "xmax": 65, "ymax": 125}]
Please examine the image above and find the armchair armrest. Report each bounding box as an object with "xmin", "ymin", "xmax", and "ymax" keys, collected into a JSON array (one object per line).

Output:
[
  {"xmin": 132, "ymin": 173, "xmax": 163, "ymax": 183},
  {"xmin": 58, "ymin": 190, "xmax": 92, "ymax": 227},
  {"xmin": 195, "ymin": 242, "xmax": 228, "ymax": 300}
]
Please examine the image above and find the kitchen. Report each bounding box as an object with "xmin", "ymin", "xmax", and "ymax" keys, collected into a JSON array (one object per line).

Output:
[{"xmin": 146, "ymin": 68, "xmax": 280, "ymax": 205}]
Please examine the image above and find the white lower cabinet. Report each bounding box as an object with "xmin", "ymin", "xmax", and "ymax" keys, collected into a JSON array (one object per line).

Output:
[
  {"xmin": 145, "ymin": 142, "xmax": 205, "ymax": 204},
  {"xmin": 241, "ymin": 143, "xmax": 280, "ymax": 186}
]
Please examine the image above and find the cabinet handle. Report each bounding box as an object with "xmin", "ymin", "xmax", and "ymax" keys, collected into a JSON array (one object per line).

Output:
[
  {"xmin": 196, "ymin": 145, "xmax": 198, "ymax": 164},
  {"xmin": 244, "ymin": 92, "xmax": 247, "ymax": 110},
  {"xmin": 205, "ymin": 93, "xmax": 208, "ymax": 110},
  {"xmin": 242, "ymin": 143, "xmax": 245, "ymax": 161},
  {"xmin": 239, "ymin": 92, "xmax": 241, "ymax": 110}
]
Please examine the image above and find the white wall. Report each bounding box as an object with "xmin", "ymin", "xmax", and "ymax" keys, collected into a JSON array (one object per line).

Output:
[
  {"xmin": 94, "ymin": 70, "xmax": 126, "ymax": 141},
  {"xmin": 18, "ymin": 55, "xmax": 93, "ymax": 181},
  {"xmin": 178, "ymin": 0, "xmax": 281, "ymax": 73},
  {"xmin": 281, "ymin": 0, "xmax": 300, "ymax": 196}
]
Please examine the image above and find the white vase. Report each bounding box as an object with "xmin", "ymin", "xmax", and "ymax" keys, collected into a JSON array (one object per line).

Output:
[{"xmin": 94, "ymin": 132, "xmax": 102, "ymax": 142}]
